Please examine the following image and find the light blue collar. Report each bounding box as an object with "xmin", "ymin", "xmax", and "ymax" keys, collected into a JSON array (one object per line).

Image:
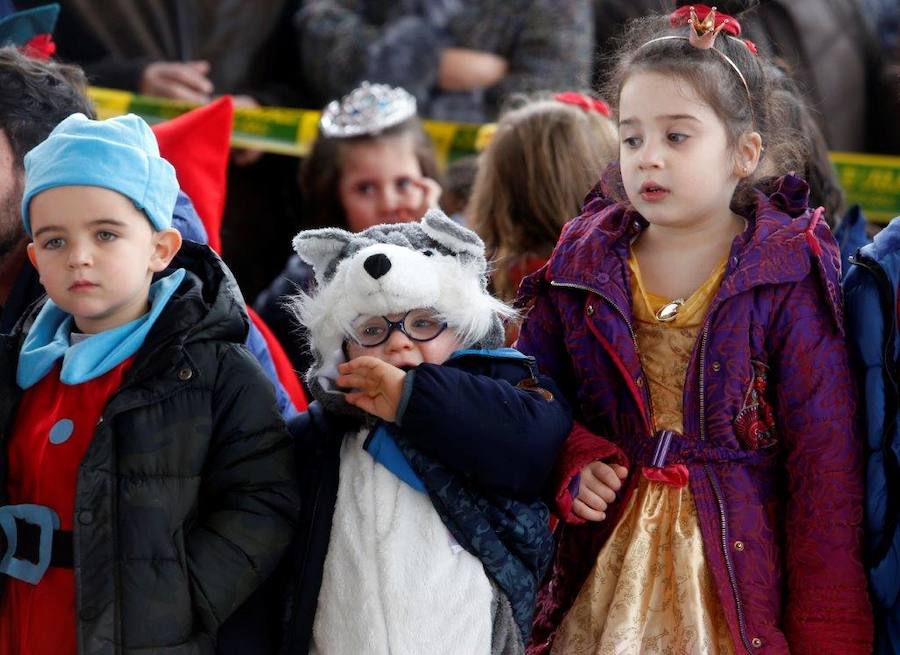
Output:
[
  {"xmin": 448, "ymin": 347, "xmax": 528, "ymax": 361},
  {"xmin": 365, "ymin": 423, "xmax": 426, "ymax": 494},
  {"xmin": 17, "ymin": 269, "xmax": 186, "ymax": 389}
]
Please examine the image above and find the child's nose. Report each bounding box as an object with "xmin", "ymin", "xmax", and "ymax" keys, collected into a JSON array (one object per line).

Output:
[
  {"xmin": 67, "ymin": 243, "xmax": 93, "ymax": 267},
  {"xmin": 378, "ymin": 186, "xmax": 401, "ymax": 218},
  {"xmin": 638, "ymin": 140, "xmax": 663, "ymax": 169},
  {"xmin": 384, "ymin": 327, "xmax": 413, "ymax": 352}
]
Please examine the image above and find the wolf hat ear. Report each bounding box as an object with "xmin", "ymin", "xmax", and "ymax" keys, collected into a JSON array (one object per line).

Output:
[
  {"xmin": 292, "ymin": 228, "xmax": 354, "ymax": 284},
  {"xmin": 420, "ymin": 209, "xmax": 484, "ymax": 258}
]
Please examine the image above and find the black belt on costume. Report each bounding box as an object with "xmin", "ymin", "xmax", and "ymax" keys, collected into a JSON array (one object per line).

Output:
[{"xmin": 13, "ymin": 517, "xmax": 73, "ymax": 568}]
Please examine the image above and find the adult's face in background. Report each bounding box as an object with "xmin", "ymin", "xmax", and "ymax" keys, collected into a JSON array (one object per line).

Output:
[{"xmin": 0, "ymin": 129, "xmax": 25, "ymax": 259}]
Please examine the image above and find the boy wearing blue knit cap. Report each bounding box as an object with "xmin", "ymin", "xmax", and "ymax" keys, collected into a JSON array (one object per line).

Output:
[{"xmin": 0, "ymin": 113, "xmax": 297, "ymax": 655}]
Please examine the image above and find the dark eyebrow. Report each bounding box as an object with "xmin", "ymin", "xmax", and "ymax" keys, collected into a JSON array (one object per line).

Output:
[
  {"xmin": 620, "ymin": 114, "xmax": 700, "ymax": 126},
  {"xmin": 662, "ymin": 114, "xmax": 701, "ymax": 122},
  {"xmin": 33, "ymin": 218, "xmax": 129, "ymax": 240},
  {"xmin": 33, "ymin": 225, "xmax": 63, "ymax": 239},
  {"xmin": 87, "ymin": 218, "xmax": 129, "ymax": 228}
]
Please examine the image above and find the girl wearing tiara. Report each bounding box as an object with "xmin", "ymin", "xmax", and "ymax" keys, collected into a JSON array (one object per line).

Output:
[
  {"xmin": 254, "ymin": 81, "xmax": 442, "ymax": 377},
  {"xmin": 516, "ymin": 6, "xmax": 872, "ymax": 654}
]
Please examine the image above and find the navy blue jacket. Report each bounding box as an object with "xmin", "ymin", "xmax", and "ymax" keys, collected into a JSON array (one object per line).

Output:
[
  {"xmin": 279, "ymin": 349, "xmax": 572, "ymax": 654},
  {"xmin": 844, "ymin": 217, "xmax": 900, "ymax": 654}
]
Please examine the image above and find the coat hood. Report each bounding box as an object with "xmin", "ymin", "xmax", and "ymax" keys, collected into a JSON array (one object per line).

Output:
[{"xmin": 857, "ymin": 217, "xmax": 900, "ymax": 289}]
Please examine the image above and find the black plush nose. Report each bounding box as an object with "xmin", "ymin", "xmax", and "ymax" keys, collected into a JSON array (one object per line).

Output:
[{"xmin": 363, "ymin": 253, "xmax": 392, "ymax": 279}]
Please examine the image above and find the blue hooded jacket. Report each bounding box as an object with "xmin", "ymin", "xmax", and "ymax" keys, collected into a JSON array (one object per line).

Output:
[
  {"xmin": 835, "ymin": 204, "xmax": 871, "ymax": 279},
  {"xmin": 844, "ymin": 217, "xmax": 900, "ymax": 654}
]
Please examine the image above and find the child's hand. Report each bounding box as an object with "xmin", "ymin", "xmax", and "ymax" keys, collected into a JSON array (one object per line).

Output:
[
  {"xmin": 392, "ymin": 177, "xmax": 442, "ymax": 222},
  {"xmin": 337, "ymin": 356, "xmax": 407, "ymax": 422},
  {"xmin": 573, "ymin": 461, "xmax": 629, "ymax": 522},
  {"xmin": 438, "ymin": 48, "xmax": 509, "ymax": 91},
  {"xmin": 412, "ymin": 177, "xmax": 442, "ymax": 214}
]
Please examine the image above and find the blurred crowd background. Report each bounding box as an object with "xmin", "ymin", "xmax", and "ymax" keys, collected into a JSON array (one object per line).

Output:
[{"xmin": 6, "ymin": 0, "xmax": 899, "ymax": 309}]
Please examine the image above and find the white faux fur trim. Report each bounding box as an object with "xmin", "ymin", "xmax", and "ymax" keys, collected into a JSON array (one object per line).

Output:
[{"xmin": 292, "ymin": 242, "xmax": 515, "ymax": 364}]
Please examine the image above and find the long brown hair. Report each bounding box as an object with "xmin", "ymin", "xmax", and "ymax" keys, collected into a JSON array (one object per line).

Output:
[{"xmin": 471, "ymin": 98, "xmax": 617, "ymax": 301}]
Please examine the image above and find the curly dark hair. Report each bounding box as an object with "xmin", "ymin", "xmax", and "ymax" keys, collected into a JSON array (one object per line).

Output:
[
  {"xmin": 600, "ymin": 12, "xmax": 807, "ymax": 212},
  {"xmin": 0, "ymin": 46, "xmax": 95, "ymax": 168}
]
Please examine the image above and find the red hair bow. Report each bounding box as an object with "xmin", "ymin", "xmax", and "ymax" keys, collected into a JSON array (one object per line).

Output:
[
  {"xmin": 554, "ymin": 92, "xmax": 611, "ymax": 117},
  {"xmin": 670, "ymin": 4, "xmax": 741, "ymax": 36},
  {"xmin": 22, "ymin": 34, "xmax": 56, "ymax": 60}
]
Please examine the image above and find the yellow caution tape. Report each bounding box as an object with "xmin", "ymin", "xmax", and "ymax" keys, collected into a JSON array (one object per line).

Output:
[
  {"xmin": 88, "ymin": 86, "xmax": 900, "ymax": 224},
  {"xmin": 87, "ymin": 86, "xmax": 481, "ymax": 165},
  {"xmin": 830, "ymin": 152, "xmax": 900, "ymax": 225}
]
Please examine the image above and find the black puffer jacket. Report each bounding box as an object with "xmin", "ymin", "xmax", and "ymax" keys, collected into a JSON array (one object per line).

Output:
[{"xmin": 0, "ymin": 242, "xmax": 299, "ymax": 654}]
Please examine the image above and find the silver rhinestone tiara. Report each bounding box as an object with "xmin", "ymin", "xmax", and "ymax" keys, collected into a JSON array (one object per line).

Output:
[{"xmin": 319, "ymin": 82, "xmax": 418, "ymax": 138}]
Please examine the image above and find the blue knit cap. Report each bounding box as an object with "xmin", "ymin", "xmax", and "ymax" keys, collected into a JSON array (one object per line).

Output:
[{"xmin": 21, "ymin": 113, "xmax": 178, "ymax": 235}]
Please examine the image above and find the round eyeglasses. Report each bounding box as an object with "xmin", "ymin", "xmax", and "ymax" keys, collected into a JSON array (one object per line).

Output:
[{"xmin": 350, "ymin": 309, "xmax": 448, "ymax": 347}]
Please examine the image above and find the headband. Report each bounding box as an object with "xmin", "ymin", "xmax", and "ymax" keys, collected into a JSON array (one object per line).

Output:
[{"xmin": 639, "ymin": 5, "xmax": 756, "ymax": 106}]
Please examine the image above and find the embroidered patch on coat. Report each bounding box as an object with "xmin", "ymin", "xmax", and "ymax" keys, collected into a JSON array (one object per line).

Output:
[{"xmin": 734, "ymin": 359, "xmax": 777, "ymax": 450}]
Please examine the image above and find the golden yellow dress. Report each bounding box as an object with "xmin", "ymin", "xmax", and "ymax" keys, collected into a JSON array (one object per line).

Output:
[{"xmin": 550, "ymin": 254, "xmax": 735, "ymax": 655}]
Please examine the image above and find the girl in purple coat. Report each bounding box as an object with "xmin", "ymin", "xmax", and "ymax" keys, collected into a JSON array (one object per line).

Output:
[{"xmin": 515, "ymin": 6, "xmax": 872, "ymax": 655}]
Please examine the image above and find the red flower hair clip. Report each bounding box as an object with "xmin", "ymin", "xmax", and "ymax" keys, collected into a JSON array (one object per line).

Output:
[
  {"xmin": 22, "ymin": 34, "xmax": 56, "ymax": 60},
  {"xmin": 554, "ymin": 92, "xmax": 611, "ymax": 117}
]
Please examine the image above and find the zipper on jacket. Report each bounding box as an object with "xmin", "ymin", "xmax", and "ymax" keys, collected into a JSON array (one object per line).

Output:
[
  {"xmin": 698, "ymin": 318, "xmax": 712, "ymax": 442},
  {"xmin": 550, "ymin": 280, "xmax": 656, "ymax": 430},
  {"xmin": 705, "ymin": 463, "xmax": 754, "ymax": 654},
  {"xmin": 698, "ymin": 314, "xmax": 753, "ymax": 653}
]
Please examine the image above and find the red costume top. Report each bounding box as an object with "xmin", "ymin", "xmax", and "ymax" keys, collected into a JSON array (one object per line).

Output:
[{"xmin": 0, "ymin": 358, "xmax": 133, "ymax": 655}]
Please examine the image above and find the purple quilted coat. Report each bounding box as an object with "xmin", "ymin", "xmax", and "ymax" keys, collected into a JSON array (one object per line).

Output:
[{"xmin": 516, "ymin": 175, "xmax": 872, "ymax": 654}]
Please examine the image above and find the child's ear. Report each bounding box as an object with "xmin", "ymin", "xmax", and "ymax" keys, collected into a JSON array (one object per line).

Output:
[
  {"xmin": 149, "ymin": 228, "xmax": 183, "ymax": 273},
  {"xmin": 420, "ymin": 209, "xmax": 484, "ymax": 258},
  {"xmin": 26, "ymin": 242, "xmax": 37, "ymax": 269},
  {"xmin": 735, "ymin": 131, "xmax": 763, "ymax": 178},
  {"xmin": 26, "ymin": 242, "xmax": 40, "ymax": 281},
  {"xmin": 292, "ymin": 228, "xmax": 353, "ymax": 284}
]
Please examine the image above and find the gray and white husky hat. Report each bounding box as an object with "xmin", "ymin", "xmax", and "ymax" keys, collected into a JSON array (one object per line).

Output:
[{"xmin": 291, "ymin": 209, "xmax": 514, "ymax": 411}]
